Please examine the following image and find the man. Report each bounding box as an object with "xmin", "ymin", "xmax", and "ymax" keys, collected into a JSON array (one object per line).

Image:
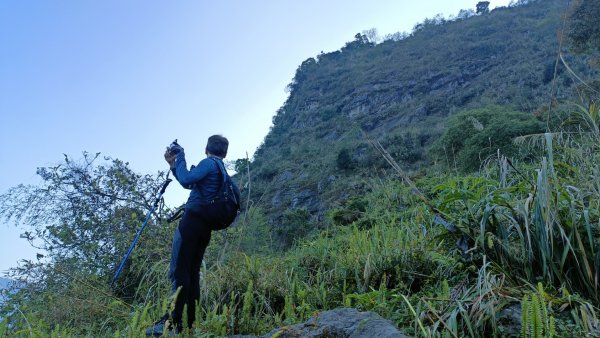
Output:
[{"xmin": 147, "ymin": 135, "xmax": 230, "ymax": 336}]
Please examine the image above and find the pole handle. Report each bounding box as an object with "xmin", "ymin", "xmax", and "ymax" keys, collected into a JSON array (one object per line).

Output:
[{"xmin": 160, "ymin": 178, "xmax": 172, "ymax": 195}]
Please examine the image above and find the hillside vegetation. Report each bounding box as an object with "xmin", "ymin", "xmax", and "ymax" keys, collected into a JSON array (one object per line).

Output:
[
  {"xmin": 1, "ymin": 0, "xmax": 600, "ymax": 337},
  {"xmin": 247, "ymin": 0, "xmax": 595, "ymax": 231}
]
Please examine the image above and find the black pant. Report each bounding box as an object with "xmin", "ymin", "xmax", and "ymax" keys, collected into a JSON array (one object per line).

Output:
[{"xmin": 168, "ymin": 209, "xmax": 212, "ymax": 329}]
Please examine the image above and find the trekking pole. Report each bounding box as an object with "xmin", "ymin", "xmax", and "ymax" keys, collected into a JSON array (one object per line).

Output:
[{"xmin": 110, "ymin": 172, "xmax": 172, "ymax": 287}]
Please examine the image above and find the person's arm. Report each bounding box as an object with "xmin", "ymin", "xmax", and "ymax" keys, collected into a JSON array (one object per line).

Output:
[{"xmin": 172, "ymin": 153, "xmax": 213, "ymax": 188}]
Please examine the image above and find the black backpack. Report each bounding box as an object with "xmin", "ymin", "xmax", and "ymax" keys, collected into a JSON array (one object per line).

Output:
[{"xmin": 203, "ymin": 158, "xmax": 241, "ymax": 230}]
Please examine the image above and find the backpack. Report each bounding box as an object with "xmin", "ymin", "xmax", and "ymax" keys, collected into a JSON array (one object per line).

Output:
[{"xmin": 202, "ymin": 157, "xmax": 241, "ymax": 230}]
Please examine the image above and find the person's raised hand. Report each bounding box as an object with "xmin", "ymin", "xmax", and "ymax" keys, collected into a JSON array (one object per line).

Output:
[{"xmin": 164, "ymin": 149, "xmax": 177, "ymax": 168}]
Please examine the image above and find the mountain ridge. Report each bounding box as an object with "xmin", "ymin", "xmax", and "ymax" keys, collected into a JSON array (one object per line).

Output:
[{"xmin": 241, "ymin": 0, "xmax": 596, "ymax": 234}]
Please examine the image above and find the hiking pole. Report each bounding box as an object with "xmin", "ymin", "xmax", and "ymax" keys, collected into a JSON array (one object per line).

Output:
[{"xmin": 111, "ymin": 172, "xmax": 172, "ymax": 287}]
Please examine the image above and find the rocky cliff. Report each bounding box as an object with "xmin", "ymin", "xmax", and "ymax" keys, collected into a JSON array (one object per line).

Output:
[{"xmin": 241, "ymin": 0, "xmax": 596, "ymax": 241}]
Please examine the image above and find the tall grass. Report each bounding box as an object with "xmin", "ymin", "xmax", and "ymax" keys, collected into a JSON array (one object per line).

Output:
[
  {"xmin": 434, "ymin": 132, "xmax": 600, "ymax": 305},
  {"xmin": 3, "ymin": 104, "xmax": 599, "ymax": 337}
]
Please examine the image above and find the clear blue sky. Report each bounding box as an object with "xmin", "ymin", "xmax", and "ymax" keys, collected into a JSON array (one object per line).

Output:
[{"xmin": 0, "ymin": 1, "xmax": 510, "ymax": 274}]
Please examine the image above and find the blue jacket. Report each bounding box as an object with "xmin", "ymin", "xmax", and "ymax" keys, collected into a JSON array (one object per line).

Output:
[{"xmin": 171, "ymin": 151, "xmax": 226, "ymax": 212}]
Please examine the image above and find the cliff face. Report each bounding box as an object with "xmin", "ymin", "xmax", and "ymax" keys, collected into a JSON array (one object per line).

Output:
[{"xmin": 243, "ymin": 0, "xmax": 595, "ymax": 229}]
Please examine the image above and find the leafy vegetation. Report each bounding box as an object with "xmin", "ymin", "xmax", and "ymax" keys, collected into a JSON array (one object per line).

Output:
[
  {"xmin": 431, "ymin": 105, "xmax": 544, "ymax": 172},
  {"xmin": 1, "ymin": 0, "xmax": 600, "ymax": 337},
  {"xmin": 567, "ymin": 0, "xmax": 600, "ymax": 54},
  {"xmin": 248, "ymin": 0, "xmax": 597, "ymax": 226}
]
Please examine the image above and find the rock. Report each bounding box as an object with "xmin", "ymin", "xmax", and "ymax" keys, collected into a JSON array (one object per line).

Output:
[
  {"xmin": 228, "ymin": 308, "xmax": 406, "ymax": 338},
  {"xmin": 497, "ymin": 303, "xmax": 521, "ymax": 337},
  {"xmin": 265, "ymin": 308, "xmax": 407, "ymax": 338},
  {"xmin": 277, "ymin": 170, "xmax": 294, "ymax": 183},
  {"xmin": 291, "ymin": 190, "xmax": 317, "ymax": 209},
  {"xmin": 414, "ymin": 105, "xmax": 428, "ymax": 116}
]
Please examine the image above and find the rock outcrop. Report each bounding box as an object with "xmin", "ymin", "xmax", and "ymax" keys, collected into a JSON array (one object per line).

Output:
[{"xmin": 230, "ymin": 308, "xmax": 407, "ymax": 338}]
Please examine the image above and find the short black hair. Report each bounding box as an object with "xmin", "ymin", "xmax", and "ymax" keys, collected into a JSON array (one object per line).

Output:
[{"xmin": 206, "ymin": 135, "xmax": 228, "ymax": 158}]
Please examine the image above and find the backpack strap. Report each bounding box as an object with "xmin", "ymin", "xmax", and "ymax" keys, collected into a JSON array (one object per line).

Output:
[
  {"xmin": 210, "ymin": 157, "xmax": 227, "ymax": 191},
  {"xmin": 209, "ymin": 157, "xmax": 240, "ymax": 207}
]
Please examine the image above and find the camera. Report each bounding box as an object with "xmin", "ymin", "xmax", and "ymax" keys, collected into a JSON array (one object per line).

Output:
[{"xmin": 167, "ymin": 139, "xmax": 181, "ymax": 154}]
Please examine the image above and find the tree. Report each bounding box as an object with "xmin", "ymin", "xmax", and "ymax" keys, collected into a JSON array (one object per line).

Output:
[
  {"xmin": 235, "ymin": 158, "xmax": 250, "ymax": 175},
  {"xmin": 412, "ymin": 14, "xmax": 446, "ymax": 34},
  {"xmin": 456, "ymin": 9, "xmax": 476, "ymax": 20},
  {"xmin": 567, "ymin": 0, "xmax": 600, "ymax": 53},
  {"xmin": 341, "ymin": 33, "xmax": 373, "ymax": 51},
  {"xmin": 286, "ymin": 57, "xmax": 318, "ymax": 93},
  {"xmin": 508, "ymin": 0, "xmax": 534, "ymax": 7},
  {"xmin": 384, "ymin": 31, "xmax": 409, "ymax": 42},
  {"xmin": 336, "ymin": 148, "xmax": 355, "ymax": 170},
  {"xmin": 0, "ymin": 153, "xmax": 173, "ymax": 330},
  {"xmin": 476, "ymin": 1, "xmax": 491, "ymax": 14},
  {"xmin": 275, "ymin": 207, "xmax": 311, "ymax": 249},
  {"xmin": 362, "ymin": 28, "xmax": 380, "ymax": 44},
  {"xmin": 432, "ymin": 105, "xmax": 544, "ymax": 172}
]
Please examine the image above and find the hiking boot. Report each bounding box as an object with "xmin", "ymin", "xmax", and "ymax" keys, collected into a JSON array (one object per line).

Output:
[{"xmin": 146, "ymin": 314, "xmax": 178, "ymax": 337}]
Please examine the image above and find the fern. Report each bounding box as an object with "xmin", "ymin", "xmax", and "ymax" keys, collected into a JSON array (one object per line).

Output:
[
  {"xmin": 521, "ymin": 285, "xmax": 556, "ymax": 338},
  {"xmin": 241, "ymin": 280, "xmax": 254, "ymax": 330},
  {"xmin": 283, "ymin": 294, "xmax": 296, "ymax": 323},
  {"xmin": 532, "ymin": 294, "xmax": 543, "ymax": 338}
]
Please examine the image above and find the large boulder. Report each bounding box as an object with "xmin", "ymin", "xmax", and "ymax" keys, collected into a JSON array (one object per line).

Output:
[{"xmin": 230, "ymin": 308, "xmax": 407, "ymax": 338}]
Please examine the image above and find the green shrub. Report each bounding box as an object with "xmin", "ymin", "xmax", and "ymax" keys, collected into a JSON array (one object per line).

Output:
[{"xmin": 432, "ymin": 105, "xmax": 544, "ymax": 172}]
